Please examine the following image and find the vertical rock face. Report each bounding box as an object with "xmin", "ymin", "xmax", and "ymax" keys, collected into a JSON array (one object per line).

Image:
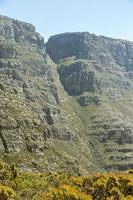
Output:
[
  {"xmin": 46, "ymin": 32, "xmax": 133, "ymax": 171},
  {"xmin": 46, "ymin": 32, "xmax": 133, "ymax": 71},
  {"xmin": 0, "ymin": 15, "xmax": 44, "ymax": 48},
  {"xmin": 59, "ymin": 60, "xmax": 97, "ymax": 95},
  {"xmin": 46, "ymin": 32, "xmax": 133, "ymax": 97}
]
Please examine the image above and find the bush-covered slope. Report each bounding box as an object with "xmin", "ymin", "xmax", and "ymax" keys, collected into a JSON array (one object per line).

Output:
[{"xmin": 0, "ymin": 160, "xmax": 133, "ymax": 200}]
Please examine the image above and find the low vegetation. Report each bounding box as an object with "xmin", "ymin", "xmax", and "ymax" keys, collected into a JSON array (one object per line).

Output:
[{"xmin": 0, "ymin": 160, "xmax": 133, "ymax": 200}]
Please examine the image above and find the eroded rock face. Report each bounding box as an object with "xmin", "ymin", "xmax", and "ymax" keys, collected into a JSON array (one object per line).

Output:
[
  {"xmin": 0, "ymin": 16, "xmax": 87, "ymax": 174},
  {"xmin": 0, "ymin": 15, "xmax": 44, "ymax": 48},
  {"xmin": 46, "ymin": 32, "xmax": 133, "ymax": 171},
  {"xmin": 0, "ymin": 43, "xmax": 16, "ymax": 58},
  {"xmin": 47, "ymin": 33, "xmax": 133, "ymax": 99},
  {"xmin": 58, "ymin": 60, "xmax": 96, "ymax": 95},
  {"xmin": 78, "ymin": 95, "xmax": 101, "ymax": 106},
  {"xmin": 46, "ymin": 32, "xmax": 133, "ymax": 71},
  {"xmin": 1, "ymin": 16, "xmax": 133, "ymax": 173}
]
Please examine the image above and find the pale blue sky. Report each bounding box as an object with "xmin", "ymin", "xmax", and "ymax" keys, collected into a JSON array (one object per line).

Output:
[{"xmin": 0, "ymin": 0, "xmax": 133, "ymax": 41}]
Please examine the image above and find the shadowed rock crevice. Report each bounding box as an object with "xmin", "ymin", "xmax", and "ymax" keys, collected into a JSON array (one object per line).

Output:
[{"xmin": 0, "ymin": 130, "xmax": 9, "ymax": 153}]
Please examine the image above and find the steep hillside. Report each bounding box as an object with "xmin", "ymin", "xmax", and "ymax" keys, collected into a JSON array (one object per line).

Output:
[
  {"xmin": 0, "ymin": 15, "xmax": 133, "ymax": 173},
  {"xmin": 46, "ymin": 32, "xmax": 133, "ymax": 171},
  {"xmin": 0, "ymin": 16, "xmax": 100, "ymax": 174}
]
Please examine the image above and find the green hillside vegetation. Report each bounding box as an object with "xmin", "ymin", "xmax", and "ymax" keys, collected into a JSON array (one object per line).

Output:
[{"xmin": 0, "ymin": 160, "xmax": 133, "ymax": 200}]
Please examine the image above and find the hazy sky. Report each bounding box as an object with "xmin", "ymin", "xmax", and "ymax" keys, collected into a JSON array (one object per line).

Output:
[{"xmin": 0, "ymin": 0, "xmax": 133, "ymax": 41}]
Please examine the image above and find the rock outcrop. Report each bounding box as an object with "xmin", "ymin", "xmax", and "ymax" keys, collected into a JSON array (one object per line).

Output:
[{"xmin": 46, "ymin": 32, "xmax": 133, "ymax": 97}]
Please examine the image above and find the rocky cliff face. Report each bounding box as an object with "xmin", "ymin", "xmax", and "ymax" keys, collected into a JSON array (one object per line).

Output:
[
  {"xmin": 0, "ymin": 16, "xmax": 133, "ymax": 173},
  {"xmin": 0, "ymin": 16, "xmax": 97, "ymax": 174},
  {"xmin": 46, "ymin": 32, "xmax": 133, "ymax": 96},
  {"xmin": 46, "ymin": 32, "xmax": 133, "ymax": 171}
]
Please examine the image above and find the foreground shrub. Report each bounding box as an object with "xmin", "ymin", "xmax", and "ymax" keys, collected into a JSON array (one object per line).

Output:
[
  {"xmin": 1, "ymin": 160, "xmax": 133, "ymax": 200},
  {"xmin": 39, "ymin": 184, "xmax": 92, "ymax": 200},
  {"xmin": 0, "ymin": 184, "xmax": 16, "ymax": 200},
  {"xmin": 0, "ymin": 160, "xmax": 18, "ymax": 181}
]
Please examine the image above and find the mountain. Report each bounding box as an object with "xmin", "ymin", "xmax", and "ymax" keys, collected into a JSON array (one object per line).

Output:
[
  {"xmin": 46, "ymin": 32, "xmax": 133, "ymax": 171},
  {"xmin": 0, "ymin": 15, "xmax": 133, "ymax": 174}
]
